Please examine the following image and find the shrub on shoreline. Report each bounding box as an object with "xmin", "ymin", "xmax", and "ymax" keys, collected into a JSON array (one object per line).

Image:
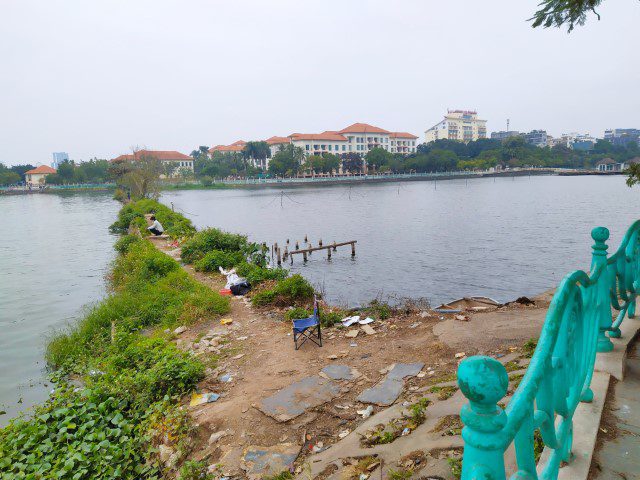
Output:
[
  {"xmin": 180, "ymin": 228, "xmax": 252, "ymax": 264},
  {"xmin": 109, "ymin": 199, "xmax": 195, "ymax": 239},
  {"xmin": 235, "ymin": 262, "xmax": 288, "ymax": 284},
  {"xmin": 194, "ymin": 249, "xmax": 245, "ymax": 272},
  {"xmin": 252, "ymin": 274, "xmax": 314, "ymax": 307}
]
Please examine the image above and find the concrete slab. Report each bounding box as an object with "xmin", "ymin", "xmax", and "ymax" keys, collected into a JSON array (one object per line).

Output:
[
  {"xmin": 258, "ymin": 375, "xmax": 341, "ymax": 422},
  {"xmin": 537, "ymin": 371, "xmax": 610, "ymax": 480},
  {"xmin": 320, "ymin": 365, "xmax": 361, "ymax": 381},
  {"xmin": 594, "ymin": 316, "xmax": 640, "ymax": 380},
  {"xmin": 357, "ymin": 377, "xmax": 404, "ymax": 406},
  {"xmin": 386, "ymin": 362, "xmax": 425, "ymax": 380},
  {"xmin": 244, "ymin": 443, "xmax": 299, "ymax": 478}
]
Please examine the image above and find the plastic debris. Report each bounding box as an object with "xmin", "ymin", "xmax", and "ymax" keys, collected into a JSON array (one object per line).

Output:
[
  {"xmin": 338, "ymin": 430, "xmax": 350, "ymax": 438},
  {"xmin": 219, "ymin": 374, "xmax": 233, "ymax": 383},
  {"xmin": 401, "ymin": 427, "xmax": 411, "ymax": 436},
  {"xmin": 220, "ymin": 318, "xmax": 233, "ymax": 325},
  {"xmin": 358, "ymin": 317, "xmax": 374, "ymax": 325},
  {"xmin": 341, "ymin": 316, "xmax": 360, "ymax": 327},
  {"xmin": 350, "ymin": 343, "xmax": 357, "ymax": 347},
  {"xmin": 190, "ymin": 393, "xmax": 220, "ymax": 406},
  {"xmin": 455, "ymin": 352, "xmax": 466, "ymax": 359},
  {"xmin": 356, "ymin": 405, "xmax": 374, "ymax": 419},
  {"xmin": 359, "ymin": 474, "xmax": 369, "ymax": 480}
]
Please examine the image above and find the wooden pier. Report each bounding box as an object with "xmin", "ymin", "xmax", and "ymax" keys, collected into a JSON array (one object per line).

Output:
[{"xmin": 273, "ymin": 240, "xmax": 356, "ymax": 265}]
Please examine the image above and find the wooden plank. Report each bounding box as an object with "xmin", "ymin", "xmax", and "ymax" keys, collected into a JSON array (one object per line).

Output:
[{"xmin": 289, "ymin": 241, "xmax": 357, "ymax": 255}]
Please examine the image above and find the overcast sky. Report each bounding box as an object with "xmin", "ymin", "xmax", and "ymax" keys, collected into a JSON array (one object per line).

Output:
[{"xmin": 1, "ymin": 1, "xmax": 638, "ymax": 166}]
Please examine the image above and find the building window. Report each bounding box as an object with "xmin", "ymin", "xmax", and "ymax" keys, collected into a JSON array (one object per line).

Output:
[
  {"xmin": 305, "ymin": 145, "xmax": 309, "ymax": 151},
  {"xmin": 342, "ymin": 145, "xmax": 346, "ymax": 151}
]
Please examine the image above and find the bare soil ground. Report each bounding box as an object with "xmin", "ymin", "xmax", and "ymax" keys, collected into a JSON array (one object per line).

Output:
[{"xmin": 150, "ymin": 237, "xmax": 553, "ymax": 479}]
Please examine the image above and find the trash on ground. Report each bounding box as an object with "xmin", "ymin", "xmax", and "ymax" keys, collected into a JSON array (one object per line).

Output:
[
  {"xmin": 356, "ymin": 405, "xmax": 374, "ymax": 418},
  {"xmin": 455, "ymin": 352, "xmax": 466, "ymax": 359},
  {"xmin": 358, "ymin": 317, "xmax": 374, "ymax": 325},
  {"xmin": 401, "ymin": 427, "xmax": 411, "ymax": 436},
  {"xmin": 219, "ymin": 289, "xmax": 232, "ymax": 296},
  {"xmin": 341, "ymin": 316, "xmax": 360, "ymax": 327},
  {"xmin": 338, "ymin": 430, "xmax": 350, "ymax": 438},
  {"xmin": 220, "ymin": 318, "xmax": 233, "ymax": 325},
  {"xmin": 190, "ymin": 392, "xmax": 220, "ymax": 406},
  {"xmin": 435, "ymin": 296, "xmax": 500, "ymax": 313},
  {"xmin": 219, "ymin": 374, "xmax": 233, "ymax": 383}
]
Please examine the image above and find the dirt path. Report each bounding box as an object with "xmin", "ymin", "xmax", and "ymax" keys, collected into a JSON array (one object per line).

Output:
[{"xmin": 150, "ymin": 237, "xmax": 552, "ymax": 479}]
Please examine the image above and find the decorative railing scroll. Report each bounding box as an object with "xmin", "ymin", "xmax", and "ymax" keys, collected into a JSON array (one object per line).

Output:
[{"xmin": 457, "ymin": 224, "xmax": 639, "ymax": 480}]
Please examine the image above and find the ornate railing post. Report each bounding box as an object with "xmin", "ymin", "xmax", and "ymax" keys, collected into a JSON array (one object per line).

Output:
[
  {"xmin": 591, "ymin": 227, "xmax": 613, "ymax": 353},
  {"xmin": 458, "ymin": 356, "xmax": 509, "ymax": 480}
]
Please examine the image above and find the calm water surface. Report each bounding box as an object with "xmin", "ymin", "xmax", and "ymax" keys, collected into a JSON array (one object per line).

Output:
[
  {"xmin": 163, "ymin": 176, "xmax": 640, "ymax": 307},
  {"xmin": 0, "ymin": 192, "xmax": 118, "ymax": 425}
]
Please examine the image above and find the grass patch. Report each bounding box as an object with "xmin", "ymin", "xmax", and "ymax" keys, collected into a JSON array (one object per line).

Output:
[
  {"xmin": 235, "ymin": 262, "xmax": 288, "ymax": 285},
  {"xmin": 109, "ymin": 198, "xmax": 196, "ymax": 239},
  {"xmin": 362, "ymin": 399, "xmax": 430, "ymax": 447},
  {"xmin": 194, "ymin": 250, "xmax": 245, "ymax": 272},
  {"xmin": 503, "ymin": 360, "xmax": 522, "ymax": 372},
  {"xmin": 252, "ymin": 274, "xmax": 314, "ymax": 307},
  {"xmin": 522, "ymin": 339, "xmax": 537, "ymax": 358},
  {"xmin": 363, "ymin": 299, "xmax": 392, "ymax": 320},
  {"xmin": 448, "ymin": 457, "xmax": 462, "ymax": 479},
  {"xmin": 429, "ymin": 385, "xmax": 458, "ymax": 401},
  {"xmin": 263, "ymin": 471, "xmax": 293, "ymax": 480},
  {"xmin": 433, "ymin": 415, "xmax": 463, "ymax": 436},
  {"xmin": 387, "ymin": 468, "xmax": 413, "ymax": 480},
  {"xmin": 180, "ymin": 228, "xmax": 254, "ymax": 264},
  {"xmin": 534, "ymin": 430, "xmax": 544, "ymax": 463}
]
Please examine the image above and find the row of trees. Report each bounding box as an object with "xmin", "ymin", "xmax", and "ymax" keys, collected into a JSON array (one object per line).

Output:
[
  {"xmin": 186, "ymin": 136, "xmax": 640, "ymax": 180},
  {"xmin": 0, "ymin": 159, "xmax": 112, "ymax": 186}
]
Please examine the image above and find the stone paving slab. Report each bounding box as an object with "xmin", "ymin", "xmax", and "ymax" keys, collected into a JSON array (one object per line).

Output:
[
  {"xmin": 387, "ymin": 362, "xmax": 424, "ymax": 380},
  {"xmin": 258, "ymin": 375, "xmax": 341, "ymax": 422},
  {"xmin": 320, "ymin": 364, "xmax": 361, "ymax": 381},
  {"xmin": 357, "ymin": 377, "xmax": 404, "ymax": 406},
  {"xmin": 357, "ymin": 363, "xmax": 425, "ymax": 406},
  {"xmin": 244, "ymin": 443, "xmax": 299, "ymax": 478}
]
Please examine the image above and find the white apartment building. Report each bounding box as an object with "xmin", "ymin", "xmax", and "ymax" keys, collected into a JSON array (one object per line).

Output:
[
  {"xmin": 289, "ymin": 123, "xmax": 418, "ymax": 156},
  {"xmin": 425, "ymin": 110, "xmax": 487, "ymax": 143}
]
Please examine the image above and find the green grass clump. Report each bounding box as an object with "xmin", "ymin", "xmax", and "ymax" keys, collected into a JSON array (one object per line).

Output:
[
  {"xmin": 109, "ymin": 198, "xmax": 196, "ymax": 239},
  {"xmin": 263, "ymin": 471, "xmax": 293, "ymax": 480},
  {"xmin": 364, "ymin": 299, "xmax": 392, "ymax": 320},
  {"xmin": 113, "ymin": 233, "xmax": 143, "ymax": 254},
  {"xmin": 47, "ymin": 239, "xmax": 229, "ymax": 369},
  {"xmin": 194, "ymin": 249, "xmax": 245, "ymax": 272},
  {"xmin": 429, "ymin": 385, "xmax": 458, "ymax": 401},
  {"xmin": 284, "ymin": 306, "xmax": 344, "ymax": 328},
  {"xmin": 179, "ymin": 460, "xmax": 215, "ymax": 480},
  {"xmin": 522, "ymin": 339, "xmax": 538, "ymax": 358},
  {"xmin": 235, "ymin": 262, "xmax": 288, "ymax": 284},
  {"xmin": 252, "ymin": 274, "xmax": 314, "ymax": 307},
  {"xmin": 181, "ymin": 228, "xmax": 251, "ymax": 264},
  {"xmin": 387, "ymin": 468, "xmax": 413, "ymax": 480},
  {"xmin": 448, "ymin": 457, "xmax": 462, "ymax": 479},
  {"xmin": 409, "ymin": 397, "xmax": 431, "ymax": 423}
]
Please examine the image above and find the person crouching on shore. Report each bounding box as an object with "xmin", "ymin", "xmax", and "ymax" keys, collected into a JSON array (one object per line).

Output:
[{"xmin": 148, "ymin": 216, "xmax": 164, "ymax": 236}]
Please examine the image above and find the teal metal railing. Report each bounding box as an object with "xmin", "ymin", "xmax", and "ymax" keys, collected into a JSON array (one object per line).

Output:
[{"xmin": 457, "ymin": 223, "xmax": 640, "ymax": 480}]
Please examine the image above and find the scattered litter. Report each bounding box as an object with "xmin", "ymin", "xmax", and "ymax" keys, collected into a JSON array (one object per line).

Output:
[
  {"xmin": 409, "ymin": 322, "xmax": 421, "ymax": 329},
  {"xmin": 417, "ymin": 372, "xmax": 426, "ymax": 378},
  {"xmin": 327, "ymin": 354, "xmax": 338, "ymax": 360},
  {"xmin": 359, "ymin": 474, "xmax": 369, "ymax": 480},
  {"xmin": 356, "ymin": 405, "xmax": 374, "ymax": 419},
  {"xmin": 495, "ymin": 353, "xmax": 505, "ymax": 358},
  {"xmin": 219, "ymin": 374, "xmax": 233, "ymax": 383},
  {"xmin": 232, "ymin": 354, "xmax": 245, "ymax": 360},
  {"xmin": 420, "ymin": 311, "xmax": 431, "ymax": 318},
  {"xmin": 345, "ymin": 330, "xmax": 359, "ymax": 338},
  {"xmin": 428, "ymin": 371, "xmax": 435, "ymax": 376},
  {"xmin": 401, "ymin": 427, "xmax": 411, "ymax": 436},
  {"xmin": 335, "ymin": 404, "xmax": 350, "ymax": 410},
  {"xmin": 341, "ymin": 316, "xmax": 361, "ymax": 327},
  {"xmin": 236, "ymin": 336, "xmax": 248, "ymax": 341},
  {"xmin": 455, "ymin": 352, "xmax": 466, "ymax": 359},
  {"xmin": 220, "ymin": 318, "xmax": 233, "ymax": 325},
  {"xmin": 338, "ymin": 430, "xmax": 350, "ymax": 438},
  {"xmin": 311, "ymin": 441, "xmax": 324, "ymax": 453},
  {"xmin": 361, "ymin": 325, "xmax": 376, "ymax": 335},
  {"xmin": 350, "ymin": 343, "xmax": 358, "ymax": 347},
  {"xmin": 219, "ymin": 289, "xmax": 232, "ymax": 296},
  {"xmin": 455, "ymin": 315, "xmax": 469, "ymax": 322},
  {"xmin": 359, "ymin": 317, "xmax": 374, "ymax": 325},
  {"xmin": 190, "ymin": 393, "xmax": 220, "ymax": 406},
  {"xmin": 174, "ymin": 326, "xmax": 187, "ymax": 334}
]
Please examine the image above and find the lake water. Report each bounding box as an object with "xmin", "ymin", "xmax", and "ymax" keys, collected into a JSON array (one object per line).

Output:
[
  {"xmin": 0, "ymin": 192, "xmax": 118, "ymax": 425},
  {"xmin": 163, "ymin": 176, "xmax": 640, "ymax": 307},
  {"xmin": 1, "ymin": 176, "xmax": 638, "ymax": 425}
]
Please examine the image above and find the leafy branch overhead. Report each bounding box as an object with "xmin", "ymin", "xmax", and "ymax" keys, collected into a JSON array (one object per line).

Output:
[{"xmin": 530, "ymin": 0, "xmax": 603, "ymax": 32}]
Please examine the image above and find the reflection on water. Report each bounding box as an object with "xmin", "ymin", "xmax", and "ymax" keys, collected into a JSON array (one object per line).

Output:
[
  {"xmin": 163, "ymin": 175, "xmax": 640, "ymax": 307},
  {"xmin": 0, "ymin": 192, "xmax": 118, "ymax": 425}
]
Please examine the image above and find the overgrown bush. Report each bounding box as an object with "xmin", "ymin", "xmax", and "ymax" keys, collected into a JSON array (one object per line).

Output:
[
  {"xmin": 284, "ymin": 306, "xmax": 343, "ymax": 328},
  {"xmin": 252, "ymin": 274, "xmax": 314, "ymax": 307},
  {"xmin": 114, "ymin": 234, "xmax": 143, "ymax": 254},
  {"xmin": 180, "ymin": 228, "xmax": 251, "ymax": 264},
  {"xmin": 235, "ymin": 262, "xmax": 288, "ymax": 284},
  {"xmin": 109, "ymin": 199, "xmax": 195, "ymax": 239},
  {"xmin": 194, "ymin": 250, "xmax": 245, "ymax": 272}
]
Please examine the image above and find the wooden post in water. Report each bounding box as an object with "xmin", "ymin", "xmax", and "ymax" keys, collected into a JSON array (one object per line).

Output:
[
  {"xmin": 303, "ymin": 251, "xmax": 308, "ymax": 262},
  {"xmin": 283, "ymin": 245, "xmax": 289, "ymax": 260},
  {"xmin": 327, "ymin": 246, "xmax": 332, "ymax": 260},
  {"xmin": 351, "ymin": 242, "xmax": 356, "ymax": 257},
  {"xmin": 295, "ymin": 241, "xmax": 299, "ymax": 250},
  {"xmin": 277, "ymin": 247, "xmax": 282, "ymax": 266},
  {"xmin": 319, "ymin": 239, "xmax": 323, "ymax": 247}
]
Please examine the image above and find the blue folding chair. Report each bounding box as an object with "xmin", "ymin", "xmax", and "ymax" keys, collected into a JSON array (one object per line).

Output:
[{"xmin": 292, "ymin": 298, "xmax": 322, "ymax": 350}]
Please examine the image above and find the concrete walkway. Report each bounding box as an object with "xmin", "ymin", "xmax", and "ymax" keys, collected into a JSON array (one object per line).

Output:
[{"xmin": 591, "ymin": 342, "xmax": 640, "ymax": 480}]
